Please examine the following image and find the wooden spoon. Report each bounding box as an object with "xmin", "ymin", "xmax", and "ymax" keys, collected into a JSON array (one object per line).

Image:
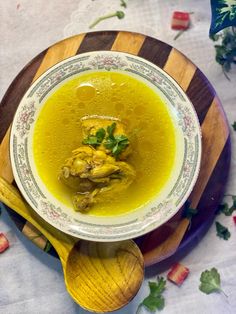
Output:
[{"xmin": 0, "ymin": 176, "xmax": 144, "ymax": 313}]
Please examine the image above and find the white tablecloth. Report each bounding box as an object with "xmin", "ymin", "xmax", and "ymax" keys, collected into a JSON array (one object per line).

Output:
[{"xmin": 0, "ymin": 1, "xmax": 236, "ymax": 313}]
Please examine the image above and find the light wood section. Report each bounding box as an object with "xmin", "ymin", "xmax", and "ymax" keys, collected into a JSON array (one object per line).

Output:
[
  {"xmin": 0, "ymin": 128, "xmax": 13, "ymax": 182},
  {"xmin": 66, "ymin": 240, "xmax": 144, "ymax": 312},
  {"xmin": 190, "ymin": 97, "xmax": 229, "ymax": 208},
  {"xmin": 33, "ymin": 34, "xmax": 85, "ymax": 81},
  {"xmin": 164, "ymin": 48, "xmax": 196, "ymax": 91},
  {"xmin": 111, "ymin": 31, "xmax": 145, "ymax": 54},
  {"xmin": 22, "ymin": 221, "xmax": 47, "ymax": 250}
]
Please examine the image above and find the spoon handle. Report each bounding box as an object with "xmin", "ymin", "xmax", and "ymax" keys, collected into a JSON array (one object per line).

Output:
[{"xmin": 0, "ymin": 176, "xmax": 76, "ymax": 264}]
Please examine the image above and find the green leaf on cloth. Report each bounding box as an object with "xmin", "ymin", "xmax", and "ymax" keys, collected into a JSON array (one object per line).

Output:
[
  {"xmin": 215, "ymin": 221, "xmax": 231, "ymax": 240},
  {"xmin": 137, "ymin": 277, "xmax": 166, "ymax": 312},
  {"xmin": 199, "ymin": 268, "xmax": 222, "ymax": 294}
]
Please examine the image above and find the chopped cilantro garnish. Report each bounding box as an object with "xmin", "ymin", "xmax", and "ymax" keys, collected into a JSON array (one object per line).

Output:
[{"xmin": 83, "ymin": 122, "xmax": 129, "ymax": 159}]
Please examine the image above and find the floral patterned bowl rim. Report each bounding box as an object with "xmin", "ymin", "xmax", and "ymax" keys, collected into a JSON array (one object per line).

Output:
[{"xmin": 10, "ymin": 51, "xmax": 202, "ymax": 242}]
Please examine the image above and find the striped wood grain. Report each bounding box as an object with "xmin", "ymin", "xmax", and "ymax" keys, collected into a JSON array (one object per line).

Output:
[{"xmin": 0, "ymin": 31, "xmax": 231, "ymax": 266}]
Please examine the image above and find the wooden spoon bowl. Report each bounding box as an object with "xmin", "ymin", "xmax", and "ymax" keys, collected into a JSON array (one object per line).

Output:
[
  {"xmin": 0, "ymin": 176, "xmax": 144, "ymax": 313},
  {"xmin": 66, "ymin": 240, "xmax": 144, "ymax": 312}
]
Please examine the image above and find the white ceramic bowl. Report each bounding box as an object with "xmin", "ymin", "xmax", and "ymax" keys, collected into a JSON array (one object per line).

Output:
[{"xmin": 10, "ymin": 51, "xmax": 201, "ymax": 241}]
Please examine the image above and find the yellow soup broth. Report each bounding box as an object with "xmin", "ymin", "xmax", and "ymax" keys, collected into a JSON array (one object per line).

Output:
[{"xmin": 33, "ymin": 72, "xmax": 176, "ymax": 216}]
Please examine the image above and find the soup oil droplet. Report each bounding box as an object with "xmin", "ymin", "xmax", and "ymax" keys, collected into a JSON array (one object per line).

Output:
[
  {"xmin": 62, "ymin": 118, "xmax": 70, "ymax": 125},
  {"xmin": 111, "ymin": 82, "xmax": 117, "ymax": 89},
  {"xmin": 77, "ymin": 102, "xmax": 86, "ymax": 111},
  {"xmin": 76, "ymin": 84, "xmax": 96, "ymax": 101},
  {"xmin": 134, "ymin": 105, "xmax": 146, "ymax": 115},
  {"xmin": 115, "ymin": 102, "xmax": 124, "ymax": 112}
]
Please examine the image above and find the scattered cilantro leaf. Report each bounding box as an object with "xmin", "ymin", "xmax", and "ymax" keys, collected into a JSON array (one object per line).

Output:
[
  {"xmin": 89, "ymin": 11, "xmax": 125, "ymax": 29},
  {"xmin": 218, "ymin": 202, "xmax": 235, "ymax": 216},
  {"xmin": 215, "ymin": 221, "xmax": 231, "ymax": 240},
  {"xmin": 218, "ymin": 195, "xmax": 236, "ymax": 216},
  {"xmin": 142, "ymin": 294, "xmax": 165, "ymax": 312},
  {"xmin": 233, "ymin": 196, "xmax": 236, "ymax": 207},
  {"xmin": 199, "ymin": 268, "xmax": 226, "ymax": 296},
  {"xmin": 120, "ymin": 0, "xmax": 127, "ymax": 8},
  {"xmin": 137, "ymin": 277, "xmax": 166, "ymax": 313},
  {"xmin": 149, "ymin": 277, "xmax": 166, "ymax": 295},
  {"xmin": 232, "ymin": 121, "xmax": 236, "ymax": 131},
  {"xmin": 210, "ymin": 27, "xmax": 236, "ymax": 81}
]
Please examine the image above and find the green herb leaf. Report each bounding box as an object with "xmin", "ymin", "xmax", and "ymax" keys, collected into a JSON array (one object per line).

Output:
[
  {"xmin": 199, "ymin": 268, "xmax": 223, "ymax": 295},
  {"xmin": 120, "ymin": 0, "xmax": 127, "ymax": 8},
  {"xmin": 112, "ymin": 137, "xmax": 129, "ymax": 158},
  {"xmin": 149, "ymin": 277, "xmax": 166, "ymax": 296},
  {"xmin": 211, "ymin": 27, "xmax": 236, "ymax": 80},
  {"xmin": 83, "ymin": 122, "xmax": 129, "ymax": 158},
  {"xmin": 82, "ymin": 136, "xmax": 100, "ymax": 146},
  {"xmin": 82, "ymin": 128, "xmax": 106, "ymax": 147},
  {"xmin": 89, "ymin": 11, "xmax": 125, "ymax": 29},
  {"xmin": 107, "ymin": 122, "xmax": 116, "ymax": 138},
  {"xmin": 116, "ymin": 11, "xmax": 125, "ymax": 19},
  {"xmin": 137, "ymin": 277, "xmax": 166, "ymax": 313},
  {"xmin": 218, "ymin": 202, "xmax": 235, "ymax": 216},
  {"xmin": 232, "ymin": 121, "xmax": 236, "ymax": 131},
  {"xmin": 174, "ymin": 29, "xmax": 186, "ymax": 41},
  {"xmin": 104, "ymin": 123, "xmax": 129, "ymax": 158},
  {"xmin": 232, "ymin": 196, "xmax": 236, "ymax": 207},
  {"xmin": 215, "ymin": 221, "xmax": 231, "ymax": 240},
  {"xmin": 142, "ymin": 294, "xmax": 165, "ymax": 312},
  {"xmin": 95, "ymin": 128, "xmax": 106, "ymax": 143}
]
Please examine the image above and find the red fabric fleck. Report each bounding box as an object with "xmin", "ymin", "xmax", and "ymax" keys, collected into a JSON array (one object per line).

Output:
[
  {"xmin": 171, "ymin": 11, "xmax": 190, "ymax": 30},
  {"xmin": 0, "ymin": 233, "xmax": 9, "ymax": 253},
  {"xmin": 167, "ymin": 262, "xmax": 190, "ymax": 286}
]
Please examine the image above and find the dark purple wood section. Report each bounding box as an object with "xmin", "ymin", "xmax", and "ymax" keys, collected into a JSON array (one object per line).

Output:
[
  {"xmin": 77, "ymin": 31, "xmax": 118, "ymax": 53},
  {"xmin": 138, "ymin": 37, "xmax": 172, "ymax": 68},
  {"xmin": 186, "ymin": 68, "xmax": 216, "ymax": 124}
]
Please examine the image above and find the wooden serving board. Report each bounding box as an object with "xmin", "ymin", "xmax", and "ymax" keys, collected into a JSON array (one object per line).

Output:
[{"xmin": 0, "ymin": 31, "xmax": 231, "ymax": 268}]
